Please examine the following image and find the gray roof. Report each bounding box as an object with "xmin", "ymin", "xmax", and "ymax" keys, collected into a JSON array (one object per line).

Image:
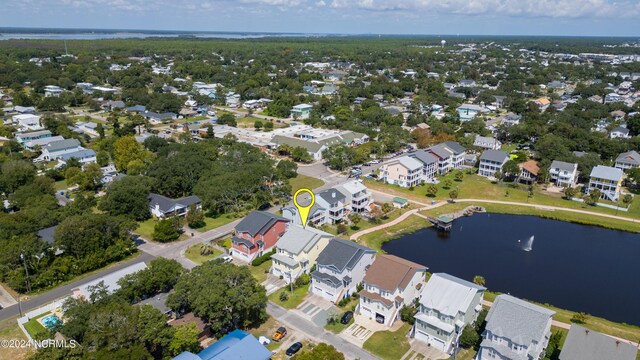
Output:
[
  {"xmin": 148, "ymin": 193, "xmax": 202, "ymax": 214},
  {"xmin": 235, "ymin": 211, "xmax": 288, "ymax": 237},
  {"xmin": 419, "ymin": 273, "xmax": 485, "ymax": 317},
  {"xmin": 58, "ymin": 149, "xmax": 96, "ymax": 161},
  {"xmin": 611, "ymin": 127, "xmax": 630, "ymax": 134},
  {"xmin": 272, "ymin": 135, "xmax": 325, "ymax": 153},
  {"xmin": 17, "ymin": 130, "xmax": 52, "ymax": 139},
  {"xmin": 484, "ymin": 295, "xmax": 554, "ymax": 347},
  {"xmin": 550, "ymin": 160, "xmax": 577, "ymax": 172},
  {"xmin": 480, "ymin": 149, "xmax": 509, "ymax": 163},
  {"xmin": 317, "ymin": 188, "xmax": 347, "ymax": 205},
  {"xmin": 232, "ymin": 236, "xmax": 255, "ymax": 249},
  {"xmin": 443, "ymin": 141, "xmax": 465, "ymax": 154},
  {"xmin": 126, "ymin": 105, "xmax": 146, "ymax": 112},
  {"xmin": 590, "ymin": 165, "xmax": 623, "ymax": 181},
  {"xmin": 276, "ymin": 225, "xmax": 331, "ymax": 255},
  {"xmin": 315, "ymin": 239, "xmax": 374, "ymax": 273},
  {"xmin": 311, "ymin": 270, "xmax": 341, "ymax": 287},
  {"xmin": 411, "ymin": 150, "xmax": 438, "ymax": 166},
  {"xmin": 616, "ymin": 151, "xmax": 640, "ymax": 166},
  {"xmin": 427, "ymin": 143, "xmax": 454, "ymax": 159},
  {"xmin": 75, "ymin": 262, "xmax": 147, "ymax": 299},
  {"xmin": 46, "ymin": 138, "xmax": 81, "ymax": 152},
  {"xmin": 559, "ymin": 325, "xmax": 638, "ymax": 360},
  {"xmin": 137, "ymin": 292, "xmax": 171, "ymax": 314},
  {"xmin": 37, "ymin": 225, "xmax": 57, "ymax": 245}
]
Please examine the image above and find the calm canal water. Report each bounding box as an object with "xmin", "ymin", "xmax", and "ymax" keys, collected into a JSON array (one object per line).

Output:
[{"xmin": 382, "ymin": 213, "xmax": 640, "ymax": 325}]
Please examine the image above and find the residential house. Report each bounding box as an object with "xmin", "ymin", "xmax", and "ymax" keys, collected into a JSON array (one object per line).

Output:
[
  {"xmin": 148, "ymin": 193, "xmax": 202, "ymax": 219},
  {"xmin": 549, "ymin": 161, "xmax": 578, "ymax": 187},
  {"xmin": 410, "ymin": 150, "xmax": 439, "ymax": 181},
  {"xmin": 424, "ymin": 141, "xmax": 466, "ymax": 175},
  {"xmin": 335, "ymin": 180, "xmax": 373, "ymax": 213},
  {"xmin": 459, "ymin": 80, "xmax": 477, "ymax": 88},
  {"xmin": 271, "ymin": 225, "xmax": 332, "ymax": 282},
  {"xmin": 57, "ymin": 149, "xmax": 97, "ymax": 165},
  {"xmin": 588, "ymin": 165, "xmax": 624, "ymax": 201},
  {"xmin": 605, "ymin": 93, "xmax": 623, "ymax": 103},
  {"xmin": 380, "ymin": 156, "xmax": 424, "ymax": 187},
  {"xmin": 502, "ymin": 113, "xmax": 522, "ymax": 126},
  {"xmin": 13, "ymin": 114, "xmax": 43, "ymax": 131},
  {"xmin": 314, "ymin": 188, "xmax": 348, "ymax": 224},
  {"xmin": 290, "ymin": 104, "xmax": 313, "ymax": 120},
  {"xmin": 610, "ymin": 127, "xmax": 631, "ymax": 139},
  {"xmin": 44, "ymin": 85, "xmax": 63, "ymax": 97},
  {"xmin": 457, "ymin": 104, "xmax": 483, "ymax": 121},
  {"xmin": 142, "ymin": 111, "xmax": 177, "ymax": 123},
  {"xmin": 532, "ymin": 98, "xmax": 550, "ymax": 111},
  {"xmin": 492, "ymin": 96, "xmax": 506, "ymax": 108},
  {"xmin": 518, "ymin": 160, "xmax": 540, "ymax": 184},
  {"xmin": 473, "ymin": 135, "xmax": 502, "ymax": 150},
  {"xmin": 478, "ymin": 150, "xmax": 510, "ymax": 178},
  {"xmin": 477, "ymin": 295, "xmax": 555, "ymax": 360},
  {"xmin": 15, "ymin": 130, "xmax": 52, "ymax": 144},
  {"xmin": 615, "ymin": 150, "xmax": 640, "ymax": 170},
  {"xmin": 310, "ymin": 239, "xmax": 375, "ymax": 303},
  {"xmin": 271, "ymin": 135, "xmax": 326, "ymax": 161},
  {"xmin": 547, "ymin": 80, "xmax": 566, "ymax": 89},
  {"xmin": 359, "ymin": 255, "xmax": 428, "ymax": 327},
  {"xmin": 559, "ymin": 325, "xmax": 638, "ymax": 360},
  {"xmin": 38, "ymin": 139, "xmax": 83, "ymax": 162},
  {"xmin": 173, "ymin": 329, "xmax": 271, "ymax": 360},
  {"xmin": 413, "ymin": 273, "xmax": 485, "ymax": 353},
  {"xmin": 231, "ymin": 211, "xmax": 289, "ymax": 262}
]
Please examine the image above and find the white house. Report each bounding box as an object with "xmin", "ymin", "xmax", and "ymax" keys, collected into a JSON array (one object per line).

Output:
[
  {"xmin": 38, "ymin": 139, "xmax": 83, "ymax": 162},
  {"xmin": 57, "ymin": 149, "xmax": 97, "ymax": 165},
  {"xmin": 310, "ymin": 239, "xmax": 375, "ymax": 303},
  {"xmin": 44, "ymin": 85, "xmax": 63, "ymax": 97},
  {"xmin": 473, "ymin": 135, "xmax": 502, "ymax": 150},
  {"xmin": 413, "ymin": 273, "xmax": 485, "ymax": 353},
  {"xmin": 588, "ymin": 165, "xmax": 624, "ymax": 201},
  {"xmin": 13, "ymin": 114, "xmax": 43, "ymax": 131},
  {"xmin": 380, "ymin": 156, "xmax": 424, "ymax": 187},
  {"xmin": 410, "ymin": 150, "xmax": 438, "ymax": 181},
  {"xmin": 271, "ymin": 226, "xmax": 332, "ymax": 283},
  {"xmin": 148, "ymin": 193, "xmax": 202, "ymax": 219},
  {"xmin": 477, "ymin": 295, "xmax": 555, "ymax": 360},
  {"xmin": 335, "ymin": 180, "xmax": 373, "ymax": 213},
  {"xmin": 549, "ymin": 161, "xmax": 579, "ymax": 187},
  {"xmin": 425, "ymin": 142, "xmax": 466, "ymax": 175},
  {"xmin": 290, "ymin": 104, "xmax": 313, "ymax": 120},
  {"xmin": 478, "ymin": 150, "xmax": 510, "ymax": 178},
  {"xmin": 610, "ymin": 127, "xmax": 631, "ymax": 139},
  {"xmin": 358, "ymin": 255, "xmax": 427, "ymax": 327},
  {"xmin": 615, "ymin": 150, "xmax": 640, "ymax": 170}
]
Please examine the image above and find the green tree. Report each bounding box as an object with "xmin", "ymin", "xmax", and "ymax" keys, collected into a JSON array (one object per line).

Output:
[
  {"xmin": 53, "ymin": 214, "xmax": 135, "ymax": 260},
  {"xmin": 458, "ymin": 325, "xmax": 480, "ymax": 349},
  {"xmin": 622, "ymin": 194, "xmax": 633, "ymax": 208},
  {"xmin": 588, "ymin": 189, "xmax": 601, "ymax": 205},
  {"xmin": 113, "ymin": 136, "xmax": 152, "ymax": 173},
  {"xmin": 449, "ymin": 189, "xmax": 459, "ymax": 201},
  {"xmin": 254, "ymin": 120, "xmax": 263, "ymax": 130},
  {"xmin": 502, "ymin": 160, "xmax": 521, "ymax": 180},
  {"xmin": 443, "ymin": 179, "xmax": 453, "ymax": 189},
  {"xmin": 167, "ymin": 261, "xmax": 267, "ymax": 336},
  {"xmin": 381, "ymin": 202, "xmax": 393, "ymax": 214},
  {"xmin": 218, "ymin": 113, "xmax": 237, "ymax": 126},
  {"xmin": 291, "ymin": 146, "xmax": 312, "ymax": 163},
  {"xmin": 263, "ymin": 121, "xmax": 274, "ymax": 131},
  {"xmin": 563, "ymin": 186, "xmax": 577, "ymax": 199},
  {"xmin": 153, "ymin": 219, "xmax": 180, "ymax": 242},
  {"xmin": 169, "ymin": 323, "xmax": 201, "ymax": 356},
  {"xmin": 454, "ymin": 171, "xmax": 464, "ymax": 182},
  {"xmin": 99, "ymin": 175, "xmax": 152, "ymax": 221},
  {"xmin": 349, "ymin": 213, "xmax": 361, "ymax": 227},
  {"xmin": 276, "ymin": 160, "xmax": 298, "ymax": 180},
  {"xmin": 473, "ymin": 275, "xmax": 486, "ymax": 287},
  {"xmin": 0, "ymin": 160, "xmax": 36, "ymax": 193},
  {"xmin": 294, "ymin": 343, "xmax": 345, "ymax": 360},
  {"xmin": 185, "ymin": 205, "xmax": 205, "ymax": 229},
  {"xmin": 399, "ymin": 305, "xmax": 418, "ymax": 325},
  {"xmin": 117, "ymin": 258, "xmax": 184, "ymax": 303},
  {"xmin": 571, "ymin": 312, "xmax": 589, "ymax": 324},
  {"xmin": 426, "ymin": 184, "xmax": 438, "ymax": 197}
]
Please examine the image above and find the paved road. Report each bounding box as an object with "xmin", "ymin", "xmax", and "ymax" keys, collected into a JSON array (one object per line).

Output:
[
  {"xmin": 0, "ymin": 251, "xmax": 155, "ymax": 322},
  {"xmin": 267, "ymin": 302, "xmax": 378, "ymax": 360}
]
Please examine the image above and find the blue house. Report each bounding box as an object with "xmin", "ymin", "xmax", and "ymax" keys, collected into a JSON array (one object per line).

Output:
[
  {"xmin": 456, "ymin": 104, "xmax": 483, "ymax": 121},
  {"xmin": 173, "ymin": 330, "xmax": 271, "ymax": 360}
]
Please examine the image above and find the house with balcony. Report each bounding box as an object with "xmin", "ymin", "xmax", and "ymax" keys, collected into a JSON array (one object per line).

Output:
[
  {"xmin": 148, "ymin": 193, "xmax": 202, "ymax": 219},
  {"xmin": 15, "ymin": 130, "xmax": 52, "ymax": 144},
  {"xmin": 473, "ymin": 135, "xmax": 502, "ymax": 150},
  {"xmin": 13, "ymin": 114, "xmax": 43, "ymax": 131},
  {"xmin": 358, "ymin": 255, "xmax": 427, "ymax": 327},
  {"xmin": 549, "ymin": 161, "xmax": 579, "ymax": 187},
  {"xmin": 478, "ymin": 150, "xmax": 510, "ymax": 178},
  {"xmin": 425, "ymin": 142, "xmax": 466, "ymax": 175},
  {"xmin": 413, "ymin": 273, "xmax": 485, "ymax": 353},
  {"xmin": 518, "ymin": 160, "xmax": 540, "ymax": 184},
  {"xmin": 230, "ymin": 211, "xmax": 289, "ymax": 262},
  {"xmin": 315, "ymin": 188, "xmax": 348, "ymax": 224},
  {"xmin": 290, "ymin": 104, "xmax": 313, "ymax": 120},
  {"xmin": 615, "ymin": 150, "xmax": 640, "ymax": 170},
  {"xmin": 410, "ymin": 150, "xmax": 438, "ymax": 181},
  {"xmin": 335, "ymin": 180, "xmax": 373, "ymax": 213},
  {"xmin": 477, "ymin": 294, "xmax": 555, "ymax": 360},
  {"xmin": 37, "ymin": 138, "xmax": 83, "ymax": 162},
  {"xmin": 559, "ymin": 325, "xmax": 638, "ymax": 360},
  {"xmin": 271, "ymin": 226, "xmax": 332, "ymax": 283},
  {"xmin": 380, "ymin": 156, "xmax": 424, "ymax": 187},
  {"xmin": 311, "ymin": 239, "xmax": 375, "ymax": 303},
  {"xmin": 588, "ymin": 165, "xmax": 624, "ymax": 201}
]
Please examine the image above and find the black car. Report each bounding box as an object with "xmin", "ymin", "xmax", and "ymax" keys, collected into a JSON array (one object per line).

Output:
[
  {"xmin": 286, "ymin": 342, "xmax": 303, "ymax": 356},
  {"xmin": 340, "ymin": 311, "xmax": 354, "ymax": 324}
]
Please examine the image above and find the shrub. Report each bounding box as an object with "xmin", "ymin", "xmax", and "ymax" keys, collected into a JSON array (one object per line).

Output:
[
  {"xmin": 295, "ymin": 273, "xmax": 311, "ymax": 287},
  {"xmin": 459, "ymin": 325, "xmax": 480, "ymax": 349},
  {"xmin": 251, "ymin": 249, "xmax": 276, "ymax": 266},
  {"xmin": 571, "ymin": 312, "xmax": 589, "ymax": 324},
  {"xmin": 400, "ymin": 305, "xmax": 417, "ymax": 324},
  {"xmin": 279, "ymin": 291, "xmax": 289, "ymax": 302},
  {"xmin": 153, "ymin": 219, "xmax": 180, "ymax": 242}
]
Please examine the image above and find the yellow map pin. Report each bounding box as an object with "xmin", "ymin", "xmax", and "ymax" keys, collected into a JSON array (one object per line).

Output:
[{"xmin": 293, "ymin": 188, "xmax": 315, "ymax": 228}]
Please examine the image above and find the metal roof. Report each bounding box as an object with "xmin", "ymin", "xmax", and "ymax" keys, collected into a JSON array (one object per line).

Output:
[
  {"xmin": 559, "ymin": 325, "xmax": 637, "ymax": 360},
  {"xmin": 316, "ymin": 239, "xmax": 374, "ymax": 273},
  {"xmin": 234, "ymin": 211, "xmax": 288, "ymax": 237},
  {"xmin": 590, "ymin": 165, "xmax": 623, "ymax": 181},
  {"xmin": 419, "ymin": 273, "xmax": 485, "ymax": 317},
  {"xmin": 484, "ymin": 295, "xmax": 554, "ymax": 348}
]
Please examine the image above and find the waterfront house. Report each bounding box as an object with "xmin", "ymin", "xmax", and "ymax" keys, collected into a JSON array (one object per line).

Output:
[
  {"xmin": 335, "ymin": 180, "xmax": 373, "ymax": 214},
  {"xmin": 615, "ymin": 150, "xmax": 640, "ymax": 170},
  {"xmin": 310, "ymin": 239, "xmax": 375, "ymax": 303},
  {"xmin": 478, "ymin": 150, "xmax": 510, "ymax": 178},
  {"xmin": 588, "ymin": 165, "xmax": 624, "ymax": 201},
  {"xmin": 149, "ymin": 193, "xmax": 202, "ymax": 220},
  {"xmin": 410, "ymin": 150, "xmax": 439, "ymax": 181},
  {"xmin": 425, "ymin": 141, "xmax": 466, "ymax": 175},
  {"xmin": 477, "ymin": 294, "xmax": 555, "ymax": 360},
  {"xmin": 549, "ymin": 160, "xmax": 578, "ymax": 187},
  {"xmin": 559, "ymin": 325, "xmax": 638, "ymax": 360},
  {"xmin": 231, "ymin": 211, "xmax": 289, "ymax": 262},
  {"xmin": 315, "ymin": 188, "xmax": 348, "ymax": 224},
  {"xmin": 473, "ymin": 135, "xmax": 502, "ymax": 150},
  {"xmin": 358, "ymin": 255, "xmax": 427, "ymax": 327},
  {"xmin": 271, "ymin": 225, "xmax": 332, "ymax": 282},
  {"xmin": 413, "ymin": 273, "xmax": 485, "ymax": 353},
  {"xmin": 290, "ymin": 104, "xmax": 313, "ymax": 120},
  {"xmin": 380, "ymin": 156, "xmax": 424, "ymax": 187},
  {"xmin": 518, "ymin": 160, "xmax": 540, "ymax": 184}
]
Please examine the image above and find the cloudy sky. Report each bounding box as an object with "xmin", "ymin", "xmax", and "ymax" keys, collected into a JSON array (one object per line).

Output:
[{"xmin": 2, "ymin": 0, "xmax": 639, "ymax": 36}]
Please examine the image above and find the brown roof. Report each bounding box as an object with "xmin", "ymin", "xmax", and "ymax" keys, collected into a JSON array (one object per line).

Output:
[
  {"xmin": 519, "ymin": 160, "xmax": 540, "ymax": 176},
  {"xmin": 363, "ymin": 255, "xmax": 427, "ymax": 292},
  {"xmin": 170, "ymin": 312, "xmax": 208, "ymax": 333},
  {"xmin": 360, "ymin": 290, "xmax": 394, "ymax": 307}
]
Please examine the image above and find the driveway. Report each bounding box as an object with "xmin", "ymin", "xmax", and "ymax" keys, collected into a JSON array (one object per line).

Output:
[
  {"xmin": 402, "ymin": 339, "xmax": 449, "ymax": 360},
  {"xmin": 262, "ymin": 275, "xmax": 287, "ymax": 296},
  {"xmin": 295, "ymin": 294, "xmax": 338, "ymax": 328},
  {"xmin": 339, "ymin": 313, "xmax": 399, "ymax": 347}
]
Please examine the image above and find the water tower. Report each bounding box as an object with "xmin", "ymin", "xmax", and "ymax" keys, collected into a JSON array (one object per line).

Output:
[{"xmin": 441, "ymin": 40, "xmax": 446, "ymax": 48}]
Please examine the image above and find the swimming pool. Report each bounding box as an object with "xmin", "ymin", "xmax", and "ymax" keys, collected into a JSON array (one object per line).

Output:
[{"xmin": 41, "ymin": 314, "xmax": 62, "ymax": 330}]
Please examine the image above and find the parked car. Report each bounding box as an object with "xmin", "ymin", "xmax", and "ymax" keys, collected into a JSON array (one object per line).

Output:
[
  {"xmin": 376, "ymin": 315, "xmax": 385, "ymax": 324},
  {"xmin": 371, "ymin": 159, "xmax": 382, "ymax": 164},
  {"xmin": 340, "ymin": 311, "xmax": 354, "ymax": 324},
  {"xmin": 221, "ymin": 255, "xmax": 233, "ymax": 263},
  {"xmin": 272, "ymin": 327, "xmax": 287, "ymax": 341},
  {"xmin": 286, "ymin": 342, "xmax": 303, "ymax": 356}
]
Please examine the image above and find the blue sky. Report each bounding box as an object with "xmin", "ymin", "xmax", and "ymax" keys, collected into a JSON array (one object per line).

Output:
[{"xmin": 2, "ymin": 0, "xmax": 639, "ymax": 36}]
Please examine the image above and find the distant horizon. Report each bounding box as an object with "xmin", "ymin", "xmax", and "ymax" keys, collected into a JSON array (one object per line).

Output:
[{"xmin": 1, "ymin": 26, "xmax": 639, "ymax": 40}]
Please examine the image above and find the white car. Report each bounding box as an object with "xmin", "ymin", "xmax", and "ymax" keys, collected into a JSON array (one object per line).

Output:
[{"xmin": 222, "ymin": 255, "xmax": 233, "ymax": 263}]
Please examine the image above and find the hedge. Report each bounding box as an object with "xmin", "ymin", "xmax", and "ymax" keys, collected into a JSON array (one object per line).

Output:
[{"xmin": 251, "ymin": 249, "xmax": 276, "ymax": 266}]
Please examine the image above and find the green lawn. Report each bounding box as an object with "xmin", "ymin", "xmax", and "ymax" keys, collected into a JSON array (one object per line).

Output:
[
  {"xmin": 358, "ymin": 215, "xmax": 430, "ymax": 251},
  {"xmin": 23, "ymin": 312, "xmax": 51, "ymax": 340},
  {"xmin": 289, "ymin": 174, "xmax": 325, "ymax": 192},
  {"xmin": 184, "ymin": 244, "xmax": 223, "ymax": 264},
  {"xmin": 53, "ymin": 180, "xmax": 68, "ymax": 191},
  {"xmin": 135, "ymin": 218, "xmax": 157, "ymax": 240},
  {"xmin": 325, "ymin": 316, "xmax": 353, "ymax": 334},
  {"xmin": 363, "ymin": 323, "xmax": 412, "ymax": 360},
  {"xmin": 0, "ymin": 318, "xmax": 36, "ymax": 359},
  {"xmin": 196, "ymin": 214, "xmax": 240, "ymax": 232},
  {"xmin": 269, "ymin": 283, "xmax": 310, "ymax": 309},
  {"xmin": 249, "ymin": 259, "xmax": 272, "ymax": 283}
]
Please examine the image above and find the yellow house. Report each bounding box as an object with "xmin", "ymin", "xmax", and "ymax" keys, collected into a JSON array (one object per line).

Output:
[{"xmin": 271, "ymin": 225, "xmax": 332, "ymax": 283}]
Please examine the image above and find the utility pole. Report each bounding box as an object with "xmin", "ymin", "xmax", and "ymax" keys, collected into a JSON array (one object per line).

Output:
[
  {"xmin": 20, "ymin": 252, "xmax": 31, "ymax": 293},
  {"xmin": 289, "ymin": 272, "xmax": 293, "ymax": 293}
]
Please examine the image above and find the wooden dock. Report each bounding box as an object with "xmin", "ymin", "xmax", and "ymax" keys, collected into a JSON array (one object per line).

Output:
[{"xmin": 426, "ymin": 206, "xmax": 485, "ymax": 231}]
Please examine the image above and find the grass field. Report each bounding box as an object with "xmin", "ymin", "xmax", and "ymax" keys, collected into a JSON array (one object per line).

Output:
[
  {"xmin": 363, "ymin": 323, "xmax": 412, "ymax": 360},
  {"xmin": 23, "ymin": 312, "xmax": 51, "ymax": 340},
  {"xmin": 358, "ymin": 215, "xmax": 430, "ymax": 251},
  {"xmin": 196, "ymin": 213, "xmax": 240, "ymax": 232},
  {"xmin": 325, "ymin": 316, "xmax": 353, "ymax": 334},
  {"xmin": 184, "ymin": 244, "xmax": 223, "ymax": 264},
  {"xmin": 268, "ymin": 284, "xmax": 310, "ymax": 310},
  {"xmin": 0, "ymin": 318, "xmax": 36, "ymax": 359},
  {"xmin": 135, "ymin": 218, "xmax": 157, "ymax": 240},
  {"xmin": 249, "ymin": 259, "xmax": 272, "ymax": 284},
  {"xmin": 289, "ymin": 174, "xmax": 325, "ymax": 192}
]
